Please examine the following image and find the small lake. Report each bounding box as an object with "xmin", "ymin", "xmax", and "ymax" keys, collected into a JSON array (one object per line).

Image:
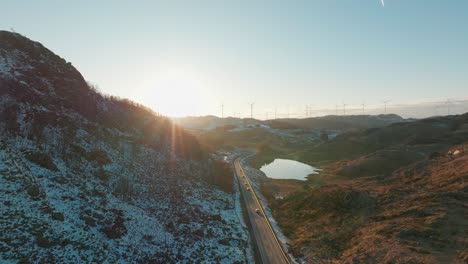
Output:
[{"xmin": 260, "ymin": 159, "xmax": 319, "ymax": 181}]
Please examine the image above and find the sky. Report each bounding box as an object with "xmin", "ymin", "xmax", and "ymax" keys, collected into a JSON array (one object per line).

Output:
[{"xmin": 2, "ymin": 0, "xmax": 468, "ymax": 118}]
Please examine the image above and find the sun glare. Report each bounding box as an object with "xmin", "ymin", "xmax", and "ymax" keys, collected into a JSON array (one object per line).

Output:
[{"xmin": 140, "ymin": 67, "xmax": 211, "ymax": 117}]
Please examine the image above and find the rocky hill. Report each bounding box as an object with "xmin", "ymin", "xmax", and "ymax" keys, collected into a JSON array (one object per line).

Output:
[{"xmin": 0, "ymin": 31, "xmax": 248, "ymax": 263}]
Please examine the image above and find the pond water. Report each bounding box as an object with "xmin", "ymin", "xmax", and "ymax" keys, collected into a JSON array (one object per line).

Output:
[{"xmin": 259, "ymin": 158, "xmax": 319, "ymax": 181}]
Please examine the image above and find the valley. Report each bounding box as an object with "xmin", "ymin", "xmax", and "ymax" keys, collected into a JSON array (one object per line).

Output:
[{"xmin": 179, "ymin": 112, "xmax": 468, "ymax": 263}]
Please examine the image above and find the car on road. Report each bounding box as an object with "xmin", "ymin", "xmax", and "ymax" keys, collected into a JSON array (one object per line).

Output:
[
  {"xmin": 247, "ymin": 187, "xmax": 250, "ymax": 191},
  {"xmin": 255, "ymin": 208, "xmax": 260, "ymax": 213}
]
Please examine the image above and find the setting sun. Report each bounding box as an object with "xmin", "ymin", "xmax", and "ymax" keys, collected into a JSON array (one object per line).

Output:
[{"xmin": 140, "ymin": 67, "xmax": 212, "ymax": 117}]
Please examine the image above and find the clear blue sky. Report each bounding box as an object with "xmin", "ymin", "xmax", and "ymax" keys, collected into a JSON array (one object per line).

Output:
[{"xmin": 2, "ymin": 0, "xmax": 468, "ymax": 118}]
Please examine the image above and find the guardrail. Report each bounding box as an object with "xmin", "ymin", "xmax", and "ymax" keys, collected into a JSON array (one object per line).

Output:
[{"xmin": 235, "ymin": 158, "xmax": 291, "ymax": 264}]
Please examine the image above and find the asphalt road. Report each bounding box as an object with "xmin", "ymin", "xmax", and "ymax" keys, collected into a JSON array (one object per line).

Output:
[{"xmin": 234, "ymin": 158, "xmax": 290, "ymax": 264}]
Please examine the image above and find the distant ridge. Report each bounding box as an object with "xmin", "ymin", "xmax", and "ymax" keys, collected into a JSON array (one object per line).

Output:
[{"xmin": 174, "ymin": 113, "xmax": 409, "ymax": 131}]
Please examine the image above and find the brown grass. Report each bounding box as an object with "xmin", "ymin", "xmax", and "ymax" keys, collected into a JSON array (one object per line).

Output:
[{"xmin": 268, "ymin": 144, "xmax": 468, "ymax": 263}]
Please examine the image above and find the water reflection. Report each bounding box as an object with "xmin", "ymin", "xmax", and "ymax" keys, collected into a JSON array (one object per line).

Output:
[{"xmin": 260, "ymin": 159, "xmax": 318, "ymax": 181}]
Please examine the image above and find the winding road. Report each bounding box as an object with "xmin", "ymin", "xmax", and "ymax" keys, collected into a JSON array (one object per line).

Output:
[{"xmin": 234, "ymin": 158, "xmax": 291, "ymax": 264}]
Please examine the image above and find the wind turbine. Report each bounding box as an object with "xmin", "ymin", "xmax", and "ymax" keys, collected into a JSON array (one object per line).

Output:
[
  {"xmin": 361, "ymin": 102, "xmax": 366, "ymax": 115},
  {"xmin": 445, "ymin": 99, "xmax": 453, "ymax": 115},
  {"xmin": 382, "ymin": 100, "xmax": 390, "ymax": 114},
  {"xmin": 248, "ymin": 102, "xmax": 254, "ymax": 119},
  {"xmin": 342, "ymin": 102, "xmax": 347, "ymax": 116}
]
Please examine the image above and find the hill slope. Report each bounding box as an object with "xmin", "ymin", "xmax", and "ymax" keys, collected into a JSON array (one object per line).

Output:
[
  {"xmin": 175, "ymin": 114, "xmax": 407, "ymax": 132},
  {"xmin": 0, "ymin": 31, "xmax": 247, "ymax": 263},
  {"xmin": 264, "ymin": 114, "xmax": 468, "ymax": 263},
  {"xmin": 271, "ymin": 114, "xmax": 407, "ymax": 131}
]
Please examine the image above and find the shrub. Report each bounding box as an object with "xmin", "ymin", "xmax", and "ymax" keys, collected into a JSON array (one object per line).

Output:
[
  {"xmin": 205, "ymin": 160, "xmax": 233, "ymax": 193},
  {"xmin": 81, "ymin": 215, "xmax": 96, "ymax": 227},
  {"xmin": 70, "ymin": 144, "xmax": 86, "ymax": 156},
  {"xmin": 85, "ymin": 149, "xmax": 111, "ymax": 166},
  {"xmin": 101, "ymin": 210, "xmax": 126, "ymax": 239},
  {"xmin": 2, "ymin": 106, "xmax": 20, "ymax": 135},
  {"xmin": 114, "ymin": 175, "xmax": 134, "ymax": 197},
  {"xmin": 51, "ymin": 212, "xmax": 64, "ymax": 221},
  {"xmin": 36, "ymin": 235, "xmax": 53, "ymax": 248},
  {"xmin": 94, "ymin": 168, "xmax": 109, "ymax": 182},
  {"xmin": 27, "ymin": 184, "xmax": 44, "ymax": 200},
  {"xmin": 26, "ymin": 151, "xmax": 58, "ymax": 171}
]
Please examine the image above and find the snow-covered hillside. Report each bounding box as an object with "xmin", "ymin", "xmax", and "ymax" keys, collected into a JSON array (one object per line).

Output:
[{"xmin": 0, "ymin": 31, "xmax": 249, "ymax": 263}]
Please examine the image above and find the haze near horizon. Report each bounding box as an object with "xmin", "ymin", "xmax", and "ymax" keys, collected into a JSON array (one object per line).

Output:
[{"xmin": 2, "ymin": 0, "xmax": 468, "ymax": 118}]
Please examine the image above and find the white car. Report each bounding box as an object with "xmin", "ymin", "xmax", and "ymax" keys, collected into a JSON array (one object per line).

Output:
[{"xmin": 255, "ymin": 208, "xmax": 260, "ymax": 213}]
